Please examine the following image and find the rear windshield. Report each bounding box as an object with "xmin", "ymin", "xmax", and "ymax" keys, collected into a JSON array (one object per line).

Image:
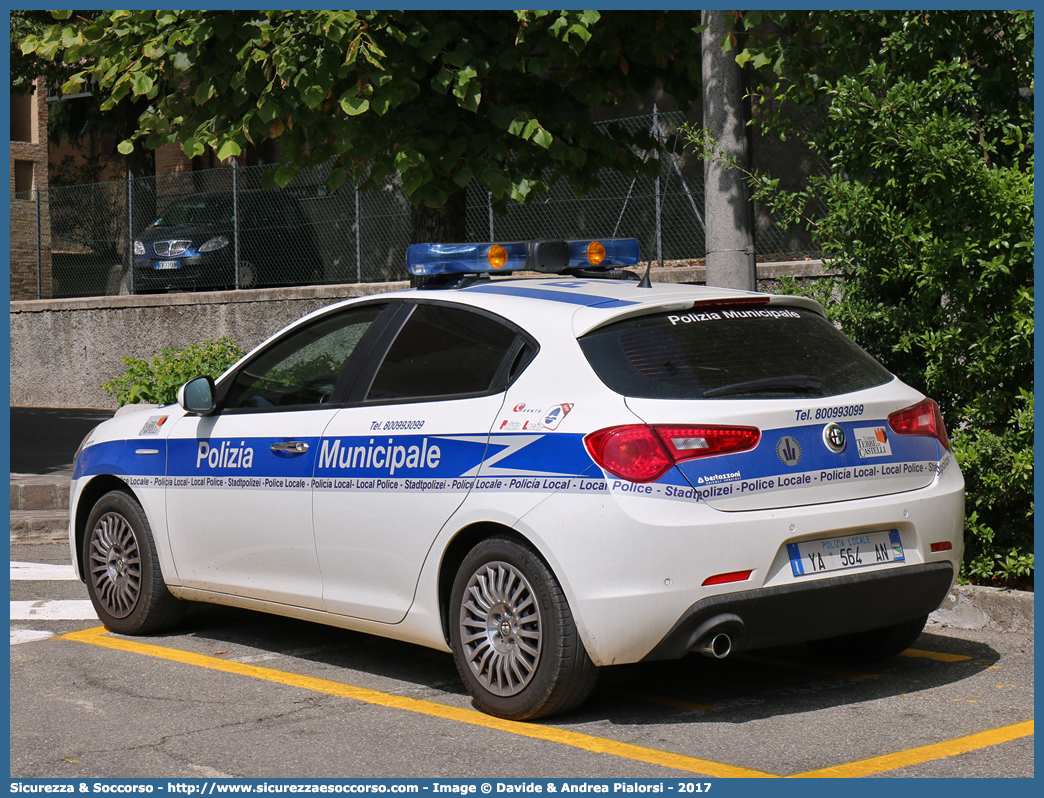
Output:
[{"xmin": 578, "ymin": 306, "xmax": 893, "ymax": 399}]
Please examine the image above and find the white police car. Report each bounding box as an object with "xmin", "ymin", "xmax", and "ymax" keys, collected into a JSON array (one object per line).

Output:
[{"xmin": 70, "ymin": 237, "xmax": 964, "ymax": 720}]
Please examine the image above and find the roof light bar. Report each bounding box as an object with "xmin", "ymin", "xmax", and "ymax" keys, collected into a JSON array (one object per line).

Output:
[{"xmin": 406, "ymin": 238, "xmax": 640, "ymax": 277}]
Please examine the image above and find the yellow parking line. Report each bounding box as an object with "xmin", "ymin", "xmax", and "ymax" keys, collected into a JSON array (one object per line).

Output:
[
  {"xmin": 60, "ymin": 627, "xmax": 773, "ymax": 779},
  {"xmin": 790, "ymin": 720, "xmax": 1034, "ymax": 777},
  {"xmin": 59, "ymin": 627, "xmax": 1030, "ymax": 779},
  {"xmin": 900, "ymin": 648, "xmax": 973, "ymax": 662}
]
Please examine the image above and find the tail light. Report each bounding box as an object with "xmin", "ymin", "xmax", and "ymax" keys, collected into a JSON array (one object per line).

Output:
[
  {"xmin": 888, "ymin": 398, "xmax": 951, "ymax": 451},
  {"xmin": 585, "ymin": 424, "xmax": 761, "ymax": 483}
]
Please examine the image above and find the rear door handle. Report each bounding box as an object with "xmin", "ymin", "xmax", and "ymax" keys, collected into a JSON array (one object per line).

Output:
[{"xmin": 271, "ymin": 440, "xmax": 310, "ymax": 454}]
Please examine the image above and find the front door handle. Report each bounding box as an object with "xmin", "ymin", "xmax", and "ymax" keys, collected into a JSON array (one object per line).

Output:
[{"xmin": 271, "ymin": 440, "xmax": 310, "ymax": 454}]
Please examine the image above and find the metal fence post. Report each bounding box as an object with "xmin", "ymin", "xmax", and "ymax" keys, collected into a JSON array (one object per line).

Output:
[
  {"xmin": 35, "ymin": 187, "xmax": 42, "ymax": 299},
  {"xmin": 355, "ymin": 181, "xmax": 361, "ymax": 282},
  {"xmin": 653, "ymin": 104, "xmax": 662, "ymax": 266},
  {"xmin": 488, "ymin": 192, "xmax": 493, "ymax": 241},
  {"xmin": 232, "ymin": 158, "xmax": 240, "ymax": 288},
  {"xmin": 126, "ymin": 170, "xmax": 134, "ymax": 295}
]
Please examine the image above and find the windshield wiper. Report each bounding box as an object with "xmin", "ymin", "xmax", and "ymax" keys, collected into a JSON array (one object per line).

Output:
[{"xmin": 702, "ymin": 375, "xmax": 823, "ymax": 398}]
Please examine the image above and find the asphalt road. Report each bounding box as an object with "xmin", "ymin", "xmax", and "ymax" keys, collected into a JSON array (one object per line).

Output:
[
  {"xmin": 10, "ymin": 542, "xmax": 1034, "ymax": 780},
  {"xmin": 10, "ymin": 406, "xmax": 113, "ymax": 474}
]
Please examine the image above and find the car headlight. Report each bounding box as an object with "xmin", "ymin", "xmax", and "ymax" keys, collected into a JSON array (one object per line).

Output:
[
  {"xmin": 133, "ymin": 240, "xmax": 146, "ymax": 255},
  {"xmin": 198, "ymin": 236, "xmax": 230, "ymax": 253}
]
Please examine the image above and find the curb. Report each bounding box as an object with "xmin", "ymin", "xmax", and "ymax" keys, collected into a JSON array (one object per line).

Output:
[
  {"xmin": 11, "ymin": 474, "xmax": 70, "ymax": 511},
  {"xmin": 928, "ymin": 584, "xmax": 1034, "ymax": 634},
  {"xmin": 10, "ymin": 510, "xmax": 68, "ymax": 543}
]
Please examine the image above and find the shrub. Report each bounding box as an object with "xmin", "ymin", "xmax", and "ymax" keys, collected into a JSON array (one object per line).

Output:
[{"xmin": 102, "ymin": 337, "xmax": 245, "ymax": 407}]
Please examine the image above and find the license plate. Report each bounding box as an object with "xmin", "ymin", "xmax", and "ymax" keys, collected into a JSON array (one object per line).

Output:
[
  {"xmin": 788, "ymin": 529, "xmax": 904, "ymax": 576},
  {"xmin": 155, "ymin": 260, "xmax": 180, "ymax": 270}
]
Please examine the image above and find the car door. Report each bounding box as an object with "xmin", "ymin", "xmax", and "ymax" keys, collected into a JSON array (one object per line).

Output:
[
  {"xmin": 164, "ymin": 303, "xmax": 388, "ymax": 608},
  {"xmin": 312, "ymin": 301, "xmax": 534, "ymax": 622}
]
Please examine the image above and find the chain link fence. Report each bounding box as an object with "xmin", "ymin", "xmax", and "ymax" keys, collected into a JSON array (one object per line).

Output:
[{"xmin": 11, "ymin": 110, "xmax": 823, "ymax": 300}]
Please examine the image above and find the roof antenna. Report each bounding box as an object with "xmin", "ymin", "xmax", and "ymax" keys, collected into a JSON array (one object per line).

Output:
[{"xmin": 637, "ymin": 260, "xmax": 653, "ymax": 288}]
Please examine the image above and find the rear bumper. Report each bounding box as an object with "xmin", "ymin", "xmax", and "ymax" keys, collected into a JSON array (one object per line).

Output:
[{"xmin": 641, "ymin": 561, "xmax": 955, "ymax": 661}]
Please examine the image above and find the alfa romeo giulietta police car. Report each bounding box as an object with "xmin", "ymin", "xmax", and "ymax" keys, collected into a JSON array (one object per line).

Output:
[{"xmin": 70, "ymin": 237, "xmax": 964, "ymax": 720}]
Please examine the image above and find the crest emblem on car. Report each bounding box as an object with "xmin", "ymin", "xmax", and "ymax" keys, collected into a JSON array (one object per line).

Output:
[
  {"xmin": 776, "ymin": 436, "xmax": 802, "ymax": 466},
  {"xmin": 823, "ymin": 423, "xmax": 847, "ymax": 453}
]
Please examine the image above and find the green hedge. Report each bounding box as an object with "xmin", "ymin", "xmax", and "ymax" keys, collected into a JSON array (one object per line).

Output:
[{"xmin": 103, "ymin": 337, "xmax": 245, "ymax": 408}]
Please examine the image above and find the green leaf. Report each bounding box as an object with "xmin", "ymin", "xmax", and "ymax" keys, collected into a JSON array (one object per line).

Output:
[
  {"xmin": 371, "ymin": 91, "xmax": 395, "ymax": 116},
  {"xmin": 401, "ymin": 167, "xmax": 425, "ymax": 196},
  {"xmin": 130, "ymin": 72, "xmax": 154, "ymax": 96},
  {"xmin": 301, "ymin": 85, "xmax": 326, "ymax": 108},
  {"xmin": 442, "ymin": 51, "xmax": 467, "ymax": 68},
  {"xmin": 431, "ymin": 67, "xmax": 453, "ymax": 94},
  {"xmin": 172, "ymin": 50, "xmax": 192, "ymax": 72},
  {"xmin": 258, "ymin": 101, "xmax": 280, "ymax": 123},
  {"xmin": 528, "ymin": 57, "xmax": 550, "ymax": 76},
  {"xmin": 216, "ymin": 140, "xmax": 242, "ymax": 160},
  {"xmin": 117, "ymin": 139, "xmax": 135, "ymax": 155},
  {"xmin": 339, "ymin": 95, "xmax": 369, "ymax": 115},
  {"xmin": 326, "ymin": 167, "xmax": 349, "ymax": 192},
  {"xmin": 194, "ymin": 81, "xmax": 215, "ymax": 104},
  {"xmin": 273, "ymin": 163, "xmax": 297, "ymax": 187},
  {"xmin": 532, "ymin": 128, "xmax": 553, "ymax": 149}
]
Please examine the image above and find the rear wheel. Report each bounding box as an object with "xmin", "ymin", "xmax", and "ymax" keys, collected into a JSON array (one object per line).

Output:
[
  {"xmin": 83, "ymin": 490, "xmax": 185, "ymax": 635},
  {"xmin": 806, "ymin": 615, "xmax": 928, "ymax": 663},
  {"xmin": 449, "ymin": 537, "xmax": 599, "ymax": 720}
]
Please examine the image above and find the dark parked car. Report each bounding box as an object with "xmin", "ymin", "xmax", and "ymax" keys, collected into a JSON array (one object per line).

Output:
[{"xmin": 132, "ymin": 190, "xmax": 324, "ymax": 291}]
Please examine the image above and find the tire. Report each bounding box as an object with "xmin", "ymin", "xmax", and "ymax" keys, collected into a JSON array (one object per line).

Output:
[
  {"xmin": 449, "ymin": 537, "xmax": 599, "ymax": 720},
  {"xmin": 82, "ymin": 490, "xmax": 185, "ymax": 635},
  {"xmin": 806, "ymin": 615, "xmax": 928, "ymax": 663}
]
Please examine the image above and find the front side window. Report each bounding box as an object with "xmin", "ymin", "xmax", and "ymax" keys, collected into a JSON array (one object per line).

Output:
[
  {"xmin": 224, "ymin": 305, "xmax": 383, "ymax": 409},
  {"xmin": 579, "ymin": 306, "xmax": 893, "ymax": 399},
  {"xmin": 366, "ymin": 304, "xmax": 519, "ymax": 401}
]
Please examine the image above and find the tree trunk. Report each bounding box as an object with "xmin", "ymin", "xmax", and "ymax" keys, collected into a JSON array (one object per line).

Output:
[
  {"xmin": 409, "ymin": 187, "xmax": 468, "ymax": 244},
  {"xmin": 408, "ymin": 187, "xmax": 468, "ymax": 285},
  {"xmin": 702, "ymin": 9, "xmax": 754, "ymax": 290}
]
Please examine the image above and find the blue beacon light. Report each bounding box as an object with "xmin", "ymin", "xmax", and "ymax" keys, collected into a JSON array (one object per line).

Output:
[{"xmin": 407, "ymin": 238, "xmax": 640, "ymax": 277}]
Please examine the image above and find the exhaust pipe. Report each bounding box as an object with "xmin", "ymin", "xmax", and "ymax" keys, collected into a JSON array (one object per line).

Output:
[{"xmin": 698, "ymin": 632, "xmax": 732, "ymax": 659}]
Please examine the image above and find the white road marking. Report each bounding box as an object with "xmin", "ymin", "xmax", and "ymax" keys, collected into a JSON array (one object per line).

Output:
[
  {"xmin": 11, "ymin": 562, "xmax": 79, "ymax": 581},
  {"xmin": 11, "ymin": 629, "xmax": 55, "ymax": 645},
  {"xmin": 10, "ymin": 562, "xmax": 95, "ymax": 645},
  {"xmin": 10, "ymin": 600, "xmax": 97, "ymax": 621}
]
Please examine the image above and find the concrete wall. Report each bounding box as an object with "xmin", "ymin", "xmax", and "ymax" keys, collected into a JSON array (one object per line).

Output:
[
  {"xmin": 10, "ymin": 261, "xmax": 833, "ymax": 409},
  {"xmin": 10, "ymin": 281, "xmax": 408, "ymax": 409}
]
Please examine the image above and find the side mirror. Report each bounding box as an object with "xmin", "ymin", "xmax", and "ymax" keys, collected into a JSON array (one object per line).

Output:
[{"xmin": 178, "ymin": 376, "xmax": 217, "ymax": 415}]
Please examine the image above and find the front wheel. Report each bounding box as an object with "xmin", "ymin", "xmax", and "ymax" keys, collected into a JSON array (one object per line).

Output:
[
  {"xmin": 449, "ymin": 537, "xmax": 599, "ymax": 720},
  {"xmin": 806, "ymin": 615, "xmax": 928, "ymax": 663},
  {"xmin": 83, "ymin": 490, "xmax": 185, "ymax": 635}
]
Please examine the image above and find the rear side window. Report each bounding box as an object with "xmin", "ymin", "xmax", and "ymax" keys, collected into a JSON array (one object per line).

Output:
[
  {"xmin": 367, "ymin": 304, "xmax": 519, "ymax": 401},
  {"xmin": 579, "ymin": 306, "xmax": 893, "ymax": 399}
]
